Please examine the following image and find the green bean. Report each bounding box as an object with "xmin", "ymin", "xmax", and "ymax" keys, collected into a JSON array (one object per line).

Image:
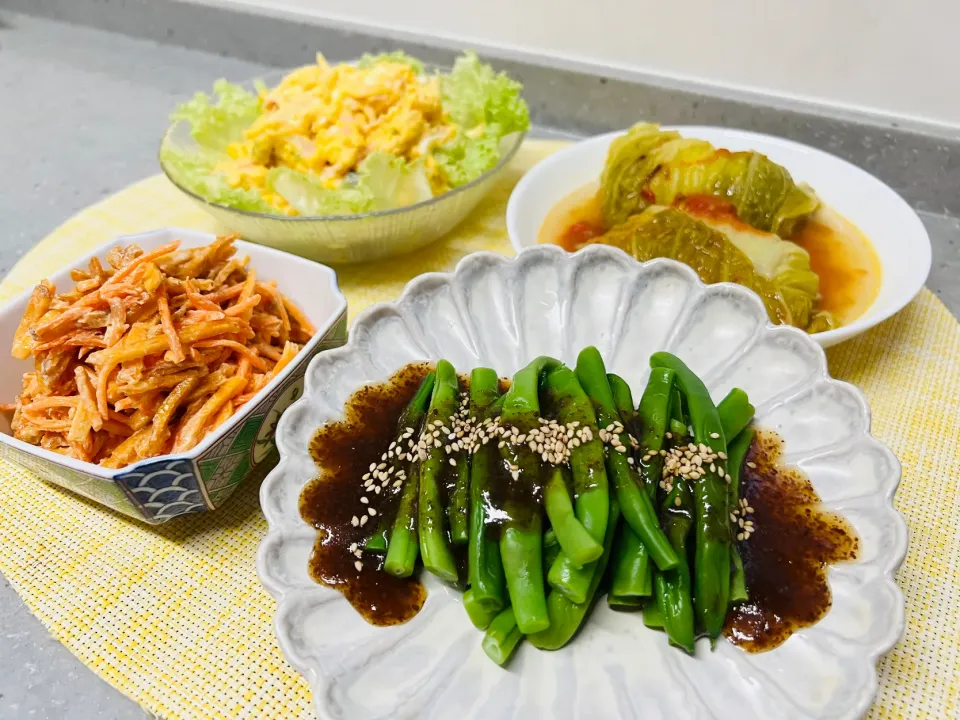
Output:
[
  {"xmin": 366, "ymin": 371, "xmax": 436, "ymax": 552},
  {"xmin": 383, "ymin": 459, "xmax": 421, "ymax": 577},
  {"xmin": 726, "ymin": 427, "xmax": 756, "ymax": 604},
  {"xmin": 542, "ymin": 366, "xmax": 608, "ymax": 567},
  {"xmin": 650, "ymin": 352, "xmax": 730, "ymax": 640},
  {"xmin": 466, "ymin": 368, "xmax": 506, "ymax": 618},
  {"xmin": 448, "ymin": 452, "xmax": 470, "ymax": 545},
  {"xmin": 605, "ymin": 373, "xmax": 654, "ymax": 605},
  {"xmin": 717, "ymin": 388, "xmax": 755, "ymax": 444},
  {"xmin": 464, "ymin": 588, "xmax": 501, "ymax": 630},
  {"xmin": 607, "ymin": 373, "xmax": 641, "ymax": 440},
  {"xmin": 654, "ymin": 478, "xmax": 696, "ymax": 653},
  {"xmin": 608, "ymin": 522, "xmax": 651, "ymax": 603},
  {"xmin": 544, "ymin": 528, "xmax": 558, "ymax": 549},
  {"xmin": 499, "ymin": 356, "xmax": 560, "ymax": 634},
  {"xmin": 638, "ymin": 367, "xmax": 676, "ymax": 489},
  {"xmin": 543, "ymin": 466, "xmax": 603, "ymax": 566},
  {"xmin": 482, "ymin": 607, "xmax": 524, "ymax": 666},
  {"xmin": 575, "ymin": 348, "xmax": 678, "ymax": 573},
  {"xmin": 643, "ymin": 601, "xmax": 664, "ymax": 629},
  {"xmin": 418, "ymin": 360, "xmax": 460, "ymax": 584},
  {"xmin": 650, "ymin": 386, "xmax": 696, "ymax": 653},
  {"xmin": 547, "ymin": 360, "xmax": 625, "ymax": 603},
  {"xmin": 528, "ymin": 499, "xmax": 620, "ymax": 650}
]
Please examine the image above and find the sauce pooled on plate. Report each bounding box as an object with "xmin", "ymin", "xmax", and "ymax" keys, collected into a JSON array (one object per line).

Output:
[
  {"xmin": 300, "ymin": 363, "xmax": 431, "ymax": 626},
  {"xmin": 724, "ymin": 430, "xmax": 860, "ymax": 651}
]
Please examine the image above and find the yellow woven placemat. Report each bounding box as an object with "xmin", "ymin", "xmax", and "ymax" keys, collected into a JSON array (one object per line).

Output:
[{"xmin": 0, "ymin": 140, "xmax": 957, "ymax": 719}]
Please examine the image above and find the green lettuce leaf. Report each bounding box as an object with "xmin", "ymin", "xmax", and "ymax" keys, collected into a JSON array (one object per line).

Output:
[
  {"xmin": 267, "ymin": 167, "xmax": 373, "ymax": 216},
  {"xmin": 600, "ymin": 123, "xmax": 819, "ymax": 235},
  {"xmin": 267, "ymin": 152, "xmax": 433, "ymax": 216},
  {"xmin": 170, "ymin": 79, "xmax": 261, "ymax": 152},
  {"xmin": 160, "ymin": 145, "xmax": 274, "ymax": 213},
  {"xmin": 434, "ymin": 129, "xmax": 503, "ymax": 187},
  {"xmin": 356, "ymin": 51, "xmax": 425, "ymax": 74},
  {"xmin": 592, "ymin": 206, "xmax": 835, "ymax": 331},
  {"xmin": 441, "ymin": 51, "xmax": 529, "ymax": 135}
]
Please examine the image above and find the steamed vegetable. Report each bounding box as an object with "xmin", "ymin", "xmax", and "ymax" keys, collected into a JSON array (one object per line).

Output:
[
  {"xmin": 498, "ymin": 357, "xmax": 560, "ymax": 633},
  {"xmin": 542, "ymin": 366, "xmax": 608, "ymax": 569},
  {"xmin": 592, "ymin": 206, "xmax": 834, "ymax": 331},
  {"xmin": 727, "ymin": 427, "xmax": 756, "ymax": 604},
  {"xmin": 367, "ymin": 371, "xmax": 436, "ymax": 553},
  {"xmin": 651, "ymin": 352, "xmax": 730, "ymax": 641},
  {"xmin": 529, "ymin": 499, "xmax": 621, "ymax": 650},
  {"xmin": 576, "ymin": 348, "xmax": 678, "ymax": 576},
  {"xmin": 600, "ymin": 123, "xmax": 819, "ymax": 235},
  {"xmin": 418, "ymin": 360, "xmax": 461, "ymax": 584},
  {"xmin": 466, "ymin": 368, "xmax": 506, "ymax": 626}
]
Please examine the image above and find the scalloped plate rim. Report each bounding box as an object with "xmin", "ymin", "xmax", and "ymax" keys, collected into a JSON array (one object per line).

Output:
[{"xmin": 257, "ymin": 246, "xmax": 907, "ymax": 720}]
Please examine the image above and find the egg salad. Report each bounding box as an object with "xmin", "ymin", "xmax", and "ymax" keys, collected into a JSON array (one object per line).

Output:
[{"xmin": 161, "ymin": 51, "xmax": 529, "ymax": 217}]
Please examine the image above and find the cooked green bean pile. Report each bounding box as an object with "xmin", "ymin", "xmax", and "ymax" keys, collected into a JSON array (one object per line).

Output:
[{"xmin": 363, "ymin": 348, "xmax": 756, "ymax": 664}]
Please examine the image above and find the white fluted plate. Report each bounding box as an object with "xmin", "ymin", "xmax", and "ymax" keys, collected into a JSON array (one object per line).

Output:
[{"xmin": 258, "ymin": 246, "xmax": 906, "ymax": 720}]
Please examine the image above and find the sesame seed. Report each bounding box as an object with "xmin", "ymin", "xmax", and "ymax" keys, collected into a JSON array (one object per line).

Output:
[
  {"xmin": 746, "ymin": 461, "xmax": 756, "ymax": 468},
  {"xmin": 710, "ymin": 432, "xmax": 720, "ymax": 439},
  {"xmin": 730, "ymin": 513, "xmax": 737, "ymax": 522},
  {"xmin": 360, "ymin": 496, "xmax": 369, "ymax": 504},
  {"xmin": 627, "ymin": 458, "xmax": 635, "ymax": 465},
  {"xmin": 675, "ymin": 496, "xmax": 682, "ymax": 507},
  {"xmin": 360, "ymin": 515, "xmax": 368, "ymax": 526},
  {"xmin": 349, "ymin": 543, "xmax": 358, "ymax": 553},
  {"xmin": 718, "ymin": 451, "xmax": 728, "ymax": 460},
  {"xmin": 736, "ymin": 533, "xmax": 744, "ymax": 541},
  {"xmin": 355, "ymin": 561, "xmax": 363, "ymax": 571},
  {"xmin": 393, "ymin": 480, "xmax": 403, "ymax": 488},
  {"xmin": 368, "ymin": 508, "xmax": 377, "ymax": 516},
  {"xmin": 374, "ymin": 486, "xmax": 382, "ymax": 494},
  {"xmin": 746, "ymin": 506, "xmax": 754, "ymax": 514},
  {"xmin": 665, "ymin": 432, "xmax": 673, "ymax": 439},
  {"xmin": 351, "ymin": 516, "xmax": 359, "ymax": 527}
]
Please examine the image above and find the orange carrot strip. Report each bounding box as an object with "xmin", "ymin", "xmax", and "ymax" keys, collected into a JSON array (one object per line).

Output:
[{"xmin": 157, "ymin": 287, "xmax": 185, "ymax": 364}]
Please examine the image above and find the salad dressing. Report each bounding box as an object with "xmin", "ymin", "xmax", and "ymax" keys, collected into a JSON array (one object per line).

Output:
[
  {"xmin": 540, "ymin": 183, "xmax": 882, "ymax": 329},
  {"xmin": 724, "ymin": 430, "xmax": 860, "ymax": 651},
  {"xmin": 300, "ymin": 363, "xmax": 432, "ymax": 626}
]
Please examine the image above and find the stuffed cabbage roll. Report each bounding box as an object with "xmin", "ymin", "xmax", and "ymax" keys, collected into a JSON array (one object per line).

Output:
[
  {"xmin": 600, "ymin": 123, "xmax": 819, "ymax": 236},
  {"xmin": 589, "ymin": 203, "xmax": 836, "ymax": 332}
]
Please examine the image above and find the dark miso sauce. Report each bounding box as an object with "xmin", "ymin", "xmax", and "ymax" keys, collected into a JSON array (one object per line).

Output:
[
  {"xmin": 300, "ymin": 363, "xmax": 432, "ymax": 626},
  {"xmin": 724, "ymin": 430, "xmax": 860, "ymax": 651}
]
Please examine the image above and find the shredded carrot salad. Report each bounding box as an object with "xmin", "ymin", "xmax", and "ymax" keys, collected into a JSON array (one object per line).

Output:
[{"xmin": 1, "ymin": 235, "xmax": 315, "ymax": 467}]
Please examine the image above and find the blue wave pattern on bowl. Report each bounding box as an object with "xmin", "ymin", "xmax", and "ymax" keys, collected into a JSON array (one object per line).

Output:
[{"xmin": 2, "ymin": 311, "xmax": 347, "ymax": 524}]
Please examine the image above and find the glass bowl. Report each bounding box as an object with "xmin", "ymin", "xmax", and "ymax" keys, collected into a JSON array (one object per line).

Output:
[{"xmin": 158, "ymin": 68, "xmax": 526, "ymax": 265}]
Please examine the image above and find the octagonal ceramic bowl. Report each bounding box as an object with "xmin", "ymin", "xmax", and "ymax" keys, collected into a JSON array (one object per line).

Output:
[{"xmin": 258, "ymin": 245, "xmax": 906, "ymax": 720}]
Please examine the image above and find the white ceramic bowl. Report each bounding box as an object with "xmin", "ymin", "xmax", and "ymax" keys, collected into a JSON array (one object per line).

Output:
[
  {"xmin": 258, "ymin": 245, "xmax": 906, "ymax": 719},
  {"xmin": 505, "ymin": 127, "xmax": 932, "ymax": 348},
  {"xmin": 0, "ymin": 228, "xmax": 347, "ymax": 523}
]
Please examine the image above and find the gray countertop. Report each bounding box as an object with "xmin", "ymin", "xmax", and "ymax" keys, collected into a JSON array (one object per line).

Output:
[{"xmin": 0, "ymin": 9, "xmax": 957, "ymax": 720}]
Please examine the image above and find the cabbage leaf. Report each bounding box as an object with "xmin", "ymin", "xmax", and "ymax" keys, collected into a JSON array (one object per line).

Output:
[
  {"xmin": 600, "ymin": 123, "xmax": 819, "ymax": 236},
  {"xmin": 591, "ymin": 206, "xmax": 835, "ymax": 331}
]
